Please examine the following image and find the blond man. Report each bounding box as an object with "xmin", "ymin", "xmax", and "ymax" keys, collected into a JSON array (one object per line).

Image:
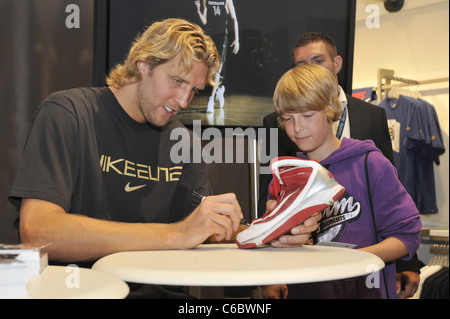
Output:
[{"xmin": 10, "ymin": 18, "xmax": 243, "ymax": 298}]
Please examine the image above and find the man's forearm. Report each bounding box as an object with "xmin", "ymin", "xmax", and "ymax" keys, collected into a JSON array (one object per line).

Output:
[{"xmin": 20, "ymin": 198, "xmax": 181, "ymax": 262}]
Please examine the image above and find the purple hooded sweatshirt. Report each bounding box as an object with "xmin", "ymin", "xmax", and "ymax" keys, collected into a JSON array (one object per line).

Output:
[{"xmin": 287, "ymin": 137, "xmax": 422, "ymax": 299}]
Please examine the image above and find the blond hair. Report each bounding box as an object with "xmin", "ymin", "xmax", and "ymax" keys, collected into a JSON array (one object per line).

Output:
[
  {"xmin": 106, "ymin": 18, "xmax": 221, "ymax": 88},
  {"xmin": 273, "ymin": 64, "xmax": 342, "ymax": 127}
]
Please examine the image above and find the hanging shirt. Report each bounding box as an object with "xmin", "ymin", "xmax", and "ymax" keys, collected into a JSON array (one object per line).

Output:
[
  {"xmin": 379, "ymin": 95, "xmax": 424, "ymax": 206},
  {"xmin": 414, "ymin": 99, "xmax": 445, "ymax": 214},
  {"xmin": 379, "ymin": 95, "xmax": 444, "ymax": 214}
]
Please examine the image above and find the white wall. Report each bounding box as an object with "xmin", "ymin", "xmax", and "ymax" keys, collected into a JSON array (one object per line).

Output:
[{"xmin": 353, "ymin": 0, "xmax": 449, "ymax": 232}]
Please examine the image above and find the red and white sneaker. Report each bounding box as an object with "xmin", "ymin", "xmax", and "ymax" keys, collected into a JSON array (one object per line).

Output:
[{"xmin": 236, "ymin": 156, "xmax": 345, "ymax": 249}]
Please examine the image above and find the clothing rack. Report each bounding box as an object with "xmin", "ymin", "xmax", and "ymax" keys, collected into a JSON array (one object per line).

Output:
[
  {"xmin": 429, "ymin": 244, "xmax": 449, "ymax": 267},
  {"xmin": 411, "ymin": 238, "xmax": 448, "ymax": 299},
  {"xmin": 376, "ymin": 68, "xmax": 449, "ymax": 103},
  {"xmin": 421, "ymin": 228, "xmax": 449, "ymax": 244},
  {"xmin": 410, "ymin": 228, "xmax": 449, "ymax": 299},
  {"xmin": 421, "ymin": 228, "xmax": 449, "ymax": 267}
]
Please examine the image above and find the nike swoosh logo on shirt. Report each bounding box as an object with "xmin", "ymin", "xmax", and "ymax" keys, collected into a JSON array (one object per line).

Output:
[{"xmin": 125, "ymin": 182, "xmax": 147, "ymax": 192}]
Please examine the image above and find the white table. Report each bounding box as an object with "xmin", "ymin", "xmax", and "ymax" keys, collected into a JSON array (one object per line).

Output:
[
  {"xmin": 27, "ymin": 265, "xmax": 129, "ymax": 299},
  {"xmin": 92, "ymin": 244, "xmax": 384, "ymax": 286}
]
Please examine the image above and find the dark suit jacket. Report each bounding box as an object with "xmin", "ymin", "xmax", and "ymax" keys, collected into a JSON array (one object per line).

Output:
[{"xmin": 258, "ymin": 94, "xmax": 419, "ymax": 273}]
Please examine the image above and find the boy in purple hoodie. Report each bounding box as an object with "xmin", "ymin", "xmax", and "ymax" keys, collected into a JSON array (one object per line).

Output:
[{"xmin": 264, "ymin": 64, "xmax": 421, "ymax": 299}]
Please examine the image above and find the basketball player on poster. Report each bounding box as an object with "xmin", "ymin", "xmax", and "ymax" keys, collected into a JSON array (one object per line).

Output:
[{"xmin": 194, "ymin": 0, "xmax": 239, "ymax": 112}]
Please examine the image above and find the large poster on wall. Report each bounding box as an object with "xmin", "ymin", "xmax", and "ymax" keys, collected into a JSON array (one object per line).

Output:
[{"xmin": 105, "ymin": 0, "xmax": 355, "ymax": 127}]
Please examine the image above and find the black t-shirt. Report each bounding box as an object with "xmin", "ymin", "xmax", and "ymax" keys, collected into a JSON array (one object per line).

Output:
[{"xmin": 9, "ymin": 87, "xmax": 211, "ymax": 225}]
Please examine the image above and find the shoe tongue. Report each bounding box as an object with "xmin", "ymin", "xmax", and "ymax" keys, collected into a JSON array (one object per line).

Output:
[
  {"xmin": 268, "ymin": 166, "xmax": 312, "ymax": 208},
  {"xmin": 280, "ymin": 166, "xmax": 311, "ymax": 180},
  {"xmin": 279, "ymin": 166, "xmax": 311, "ymax": 192}
]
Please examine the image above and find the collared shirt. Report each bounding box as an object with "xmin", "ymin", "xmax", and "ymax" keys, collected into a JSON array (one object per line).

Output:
[{"xmin": 332, "ymin": 86, "xmax": 350, "ymax": 140}]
